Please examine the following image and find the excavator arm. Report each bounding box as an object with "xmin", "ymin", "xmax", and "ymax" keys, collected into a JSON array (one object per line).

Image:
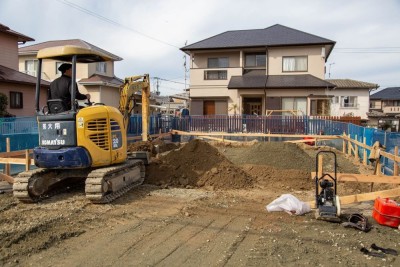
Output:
[{"xmin": 118, "ymin": 74, "xmax": 151, "ymax": 141}]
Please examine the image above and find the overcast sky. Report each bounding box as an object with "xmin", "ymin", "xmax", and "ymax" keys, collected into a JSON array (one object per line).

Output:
[{"xmin": 1, "ymin": 0, "xmax": 399, "ymax": 96}]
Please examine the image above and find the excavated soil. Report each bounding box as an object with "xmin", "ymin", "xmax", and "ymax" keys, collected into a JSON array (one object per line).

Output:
[{"xmin": 0, "ymin": 139, "xmax": 399, "ymax": 266}]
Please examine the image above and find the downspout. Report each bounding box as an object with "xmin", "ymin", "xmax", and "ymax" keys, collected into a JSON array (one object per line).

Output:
[{"xmin": 264, "ymin": 46, "xmax": 269, "ymax": 115}]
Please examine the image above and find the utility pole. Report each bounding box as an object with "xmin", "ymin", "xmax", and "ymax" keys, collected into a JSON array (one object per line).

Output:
[
  {"xmin": 183, "ymin": 40, "xmax": 188, "ymax": 92},
  {"xmin": 328, "ymin": 62, "xmax": 335, "ymax": 78}
]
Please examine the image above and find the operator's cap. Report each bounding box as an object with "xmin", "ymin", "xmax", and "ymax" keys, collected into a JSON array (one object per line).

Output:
[{"xmin": 58, "ymin": 63, "xmax": 72, "ymax": 73}]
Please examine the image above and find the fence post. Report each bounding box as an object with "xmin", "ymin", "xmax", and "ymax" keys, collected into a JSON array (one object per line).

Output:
[
  {"xmin": 342, "ymin": 132, "xmax": 346, "ymax": 153},
  {"xmin": 5, "ymin": 137, "xmax": 10, "ymax": 176},
  {"xmin": 354, "ymin": 135, "xmax": 359, "ymax": 161},
  {"xmin": 394, "ymin": 146, "xmax": 399, "ymax": 176},
  {"xmin": 25, "ymin": 149, "xmax": 30, "ymax": 171},
  {"xmin": 363, "ymin": 137, "xmax": 367, "ymax": 166}
]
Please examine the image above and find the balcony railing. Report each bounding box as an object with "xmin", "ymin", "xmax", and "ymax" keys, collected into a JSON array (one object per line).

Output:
[{"xmin": 382, "ymin": 106, "xmax": 400, "ymax": 113}]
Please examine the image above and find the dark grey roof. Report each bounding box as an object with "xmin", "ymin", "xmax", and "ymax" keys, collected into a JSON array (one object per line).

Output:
[
  {"xmin": 0, "ymin": 64, "xmax": 50, "ymax": 86},
  {"xmin": 182, "ymin": 24, "xmax": 335, "ymax": 51},
  {"xmin": 228, "ymin": 74, "xmax": 335, "ymax": 89},
  {"xmin": 370, "ymin": 87, "xmax": 400, "ymax": 100}
]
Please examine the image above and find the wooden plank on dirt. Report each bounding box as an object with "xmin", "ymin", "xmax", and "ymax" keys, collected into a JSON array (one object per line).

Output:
[
  {"xmin": 196, "ymin": 136, "xmax": 239, "ymax": 143},
  {"xmin": 311, "ymin": 172, "xmax": 400, "ymax": 184},
  {"xmin": 0, "ymin": 173, "xmax": 14, "ymax": 183},
  {"xmin": 308, "ymin": 187, "xmax": 400, "ymax": 208},
  {"xmin": 172, "ymin": 130, "xmax": 340, "ymax": 139}
]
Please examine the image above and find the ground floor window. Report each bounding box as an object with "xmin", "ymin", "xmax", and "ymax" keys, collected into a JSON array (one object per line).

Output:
[
  {"xmin": 310, "ymin": 99, "xmax": 330, "ymax": 116},
  {"xmin": 340, "ymin": 96, "xmax": 358, "ymax": 108},
  {"xmin": 282, "ymin": 97, "xmax": 307, "ymax": 115},
  {"xmin": 9, "ymin": 91, "xmax": 23, "ymax": 109}
]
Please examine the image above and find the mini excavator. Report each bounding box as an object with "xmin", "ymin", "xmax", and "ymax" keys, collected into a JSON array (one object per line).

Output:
[{"xmin": 13, "ymin": 45, "xmax": 150, "ymax": 203}]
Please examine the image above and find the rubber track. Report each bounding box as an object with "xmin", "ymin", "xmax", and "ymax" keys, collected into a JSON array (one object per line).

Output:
[
  {"xmin": 85, "ymin": 160, "xmax": 145, "ymax": 204},
  {"xmin": 13, "ymin": 168, "xmax": 85, "ymax": 203}
]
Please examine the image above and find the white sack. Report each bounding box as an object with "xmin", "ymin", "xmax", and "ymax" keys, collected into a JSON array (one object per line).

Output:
[{"xmin": 266, "ymin": 194, "xmax": 311, "ymax": 215}]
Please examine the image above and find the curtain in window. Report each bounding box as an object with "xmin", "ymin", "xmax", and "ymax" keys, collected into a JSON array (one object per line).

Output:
[
  {"xmin": 283, "ymin": 58, "xmax": 295, "ymax": 71},
  {"xmin": 296, "ymin": 57, "xmax": 307, "ymax": 71}
]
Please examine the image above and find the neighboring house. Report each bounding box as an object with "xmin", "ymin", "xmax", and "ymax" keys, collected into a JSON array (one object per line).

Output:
[
  {"xmin": 0, "ymin": 23, "xmax": 49, "ymax": 117},
  {"xmin": 181, "ymin": 24, "xmax": 341, "ymax": 116},
  {"xmin": 368, "ymin": 87, "xmax": 400, "ymax": 131},
  {"xmin": 326, "ymin": 79, "xmax": 378, "ymax": 121},
  {"xmin": 18, "ymin": 39, "xmax": 123, "ymax": 108}
]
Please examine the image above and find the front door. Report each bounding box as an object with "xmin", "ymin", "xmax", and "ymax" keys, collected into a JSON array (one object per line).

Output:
[
  {"xmin": 243, "ymin": 97, "xmax": 262, "ymax": 115},
  {"xmin": 203, "ymin": 101, "xmax": 215, "ymax": 115}
]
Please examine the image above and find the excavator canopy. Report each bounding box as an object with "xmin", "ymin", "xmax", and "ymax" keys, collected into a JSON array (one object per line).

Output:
[{"xmin": 37, "ymin": 45, "xmax": 113, "ymax": 62}]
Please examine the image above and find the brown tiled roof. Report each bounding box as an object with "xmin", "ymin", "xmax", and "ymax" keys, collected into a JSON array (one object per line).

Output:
[
  {"xmin": 0, "ymin": 64, "xmax": 50, "ymax": 86},
  {"xmin": 79, "ymin": 74, "xmax": 123, "ymax": 87},
  {"xmin": 19, "ymin": 39, "xmax": 122, "ymax": 61},
  {"xmin": 326, "ymin": 79, "xmax": 379, "ymax": 89},
  {"xmin": 228, "ymin": 74, "xmax": 335, "ymax": 89},
  {"xmin": 0, "ymin": 23, "xmax": 34, "ymax": 43}
]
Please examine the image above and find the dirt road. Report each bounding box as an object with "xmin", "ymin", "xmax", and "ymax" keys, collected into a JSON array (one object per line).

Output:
[{"xmin": 1, "ymin": 141, "xmax": 399, "ymax": 266}]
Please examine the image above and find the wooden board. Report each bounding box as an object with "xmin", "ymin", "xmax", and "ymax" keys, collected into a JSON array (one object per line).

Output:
[
  {"xmin": 311, "ymin": 172, "xmax": 400, "ymax": 184},
  {"xmin": 307, "ymin": 187, "xmax": 400, "ymax": 208},
  {"xmin": 196, "ymin": 136, "xmax": 239, "ymax": 143}
]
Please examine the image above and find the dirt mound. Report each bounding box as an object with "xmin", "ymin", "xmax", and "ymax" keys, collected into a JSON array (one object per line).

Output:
[{"xmin": 146, "ymin": 139, "xmax": 254, "ymax": 189}]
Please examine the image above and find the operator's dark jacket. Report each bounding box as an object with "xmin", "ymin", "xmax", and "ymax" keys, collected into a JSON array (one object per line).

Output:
[{"xmin": 49, "ymin": 74, "xmax": 87, "ymax": 110}]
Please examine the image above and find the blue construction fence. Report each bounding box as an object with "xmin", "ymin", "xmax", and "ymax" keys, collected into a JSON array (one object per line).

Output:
[{"xmin": 1, "ymin": 115, "xmax": 399, "ymax": 174}]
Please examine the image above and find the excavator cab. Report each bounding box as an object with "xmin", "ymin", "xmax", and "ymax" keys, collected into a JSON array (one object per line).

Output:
[{"xmin": 13, "ymin": 45, "xmax": 150, "ymax": 203}]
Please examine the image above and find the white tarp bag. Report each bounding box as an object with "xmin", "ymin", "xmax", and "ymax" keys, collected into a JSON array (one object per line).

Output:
[{"xmin": 266, "ymin": 194, "xmax": 311, "ymax": 215}]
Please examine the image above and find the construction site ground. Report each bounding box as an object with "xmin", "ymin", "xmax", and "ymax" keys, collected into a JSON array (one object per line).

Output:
[{"xmin": 0, "ymin": 140, "xmax": 399, "ymax": 266}]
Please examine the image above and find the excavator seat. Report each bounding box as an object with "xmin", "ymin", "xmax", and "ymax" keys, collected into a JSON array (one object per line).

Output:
[{"xmin": 47, "ymin": 99, "xmax": 68, "ymax": 114}]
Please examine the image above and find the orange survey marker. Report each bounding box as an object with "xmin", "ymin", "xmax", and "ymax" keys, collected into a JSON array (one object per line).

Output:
[{"xmin": 372, "ymin": 197, "xmax": 400, "ymax": 228}]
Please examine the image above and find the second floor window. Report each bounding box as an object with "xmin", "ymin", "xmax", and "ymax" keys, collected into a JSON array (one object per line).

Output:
[
  {"xmin": 283, "ymin": 56, "xmax": 307, "ymax": 72},
  {"xmin": 341, "ymin": 96, "xmax": 357, "ymax": 108},
  {"xmin": 96, "ymin": 62, "xmax": 107, "ymax": 73},
  {"xmin": 10, "ymin": 91, "xmax": 23, "ymax": 109},
  {"xmin": 204, "ymin": 70, "xmax": 227, "ymax": 80},
  {"xmin": 208, "ymin": 57, "xmax": 229, "ymax": 68},
  {"xmin": 25, "ymin": 60, "xmax": 38, "ymax": 77},
  {"xmin": 245, "ymin": 53, "xmax": 266, "ymax": 68}
]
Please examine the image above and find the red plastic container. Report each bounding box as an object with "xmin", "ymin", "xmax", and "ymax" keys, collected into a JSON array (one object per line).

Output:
[{"xmin": 372, "ymin": 197, "xmax": 400, "ymax": 228}]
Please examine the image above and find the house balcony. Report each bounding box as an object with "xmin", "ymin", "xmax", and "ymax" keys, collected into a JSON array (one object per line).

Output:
[{"xmin": 382, "ymin": 106, "xmax": 400, "ymax": 114}]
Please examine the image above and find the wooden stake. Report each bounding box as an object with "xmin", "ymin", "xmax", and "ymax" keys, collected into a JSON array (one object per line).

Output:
[
  {"xmin": 394, "ymin": 146, "xmax": 399, "ymax": 176},
  {"xmin": 342, "ymin": 133, "xmax": 346, "ymax": 153},
  {"xmin": 25, "ymin": 149, "xmax": 30, "ymax": 171},
  {"xmin": 5, "ymin": 138, "xmax": 10, "ymax": 176},
  {"xmin": 363, "ymin": 137, "xmax": 367, "ymax": 166},
  {"xmin": 354, "ymin": 135, "xmax": 359, "ymax": 161}
]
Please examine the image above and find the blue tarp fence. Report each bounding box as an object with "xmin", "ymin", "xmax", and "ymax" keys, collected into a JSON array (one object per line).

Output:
[{"xmin": 1, "ymin": 115, "xmax": 399, "ymax": 173}]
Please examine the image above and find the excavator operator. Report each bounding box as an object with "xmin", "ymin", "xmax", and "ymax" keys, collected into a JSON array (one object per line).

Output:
[{"xmin": 49, "ymin": 63, "xmax": 91, "ymax": 110}]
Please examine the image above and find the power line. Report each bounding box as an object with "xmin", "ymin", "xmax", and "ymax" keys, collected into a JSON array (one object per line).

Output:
[
  {"xmin": 152, "ymin": 77, "xmax": 185, "ymax": 85},
  {"xmin": 56, "ymin": 0, "xmax": 180, "ymax": 49}
]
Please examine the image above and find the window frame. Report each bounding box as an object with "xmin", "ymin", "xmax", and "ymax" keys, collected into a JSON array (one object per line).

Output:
[
  {"xmin": 25, "ymin": 59, "xmax": 38, "ymax": 77},
  {"xmin": 96, "ymin": 62, "xmax": 107, "ymax": 73},
  {"xmin": 9, "ymin": 91, "xmax": 23, "ymax": 109},
  {"xmin": 207, "ymin": 57, "xmax": 229, "ymax": 68},
  {"xmin": 244, "ymin": 53, "xmax": 266, "ymax": 68},
  {"xmin": 204, "ymin": 70, "xmax": 227, "ymax": 80},
  {"xmin": 340, "ymin": 96, "xmax": 358, "ymax": 108},
  {"xmin": 282, "ymin": 56, "xmax": 308, "ymax": 72}
]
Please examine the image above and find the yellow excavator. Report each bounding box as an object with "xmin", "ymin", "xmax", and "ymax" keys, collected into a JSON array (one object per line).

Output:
[{"xmin": 13, "ymin": 45, "xmax": 151, "ymax": 203}]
